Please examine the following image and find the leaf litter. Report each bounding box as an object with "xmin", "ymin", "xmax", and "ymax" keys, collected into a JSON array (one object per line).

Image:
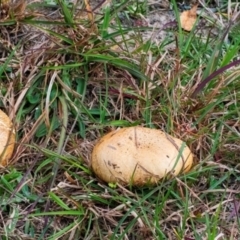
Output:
[{"xmin": 0, "ymin": 0, "xmax": 240, "ymax": 239}]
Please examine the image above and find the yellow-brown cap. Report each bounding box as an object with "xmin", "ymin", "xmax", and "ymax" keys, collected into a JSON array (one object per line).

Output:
[{"xmin": 0, "ymin": 110, "xmax": 15, "ymax": 167}]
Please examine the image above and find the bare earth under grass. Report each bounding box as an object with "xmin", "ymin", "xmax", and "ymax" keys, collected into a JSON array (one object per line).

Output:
[{"xmin": 0, "ymin": 0, "xmax": 240, "ymax": 239}]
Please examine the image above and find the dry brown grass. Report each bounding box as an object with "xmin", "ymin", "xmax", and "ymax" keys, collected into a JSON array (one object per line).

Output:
[{"xmin": 0, "ymin": 0, "xmax": 240, "ymax": 239}]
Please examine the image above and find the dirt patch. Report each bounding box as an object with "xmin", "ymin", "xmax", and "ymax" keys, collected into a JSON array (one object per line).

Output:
[{"xmin": 8, "ymin": 0, "xmax": 225, "ymax": 52}]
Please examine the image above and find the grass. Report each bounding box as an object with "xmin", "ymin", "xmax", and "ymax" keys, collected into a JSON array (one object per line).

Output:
[{"xmin": 0, "ymin": 0, "xmax": 240, "ymax": 239}]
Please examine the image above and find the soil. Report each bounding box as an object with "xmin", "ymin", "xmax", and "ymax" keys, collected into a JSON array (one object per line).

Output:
[
  {"xmin": 21, "ymin": 0, "xmax": 225, "ymax": 47},
  {"xmin": 0, "ymin": 0, "xmax": 232, "ymax": 57}
]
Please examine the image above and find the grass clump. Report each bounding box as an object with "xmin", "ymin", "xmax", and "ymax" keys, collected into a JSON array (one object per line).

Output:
[{"xmin": 0, "ymin": 0, "xmax": 240, "ymax": 239}]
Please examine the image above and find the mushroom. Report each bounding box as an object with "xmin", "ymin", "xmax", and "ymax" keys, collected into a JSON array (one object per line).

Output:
[
  {"xmin": 0, "ymin": 109, "xmax": 15, "ymax": 167},
  {"xmin": 91, "ymin": 126, "xmax": 193, "ymax": 186}
]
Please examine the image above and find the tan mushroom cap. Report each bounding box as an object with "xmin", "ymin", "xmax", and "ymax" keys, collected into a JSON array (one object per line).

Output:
[
  {"xmin": 0, "ymin": 109, "xmax": 15, "ymax": 167},
  {"xmin": 91, "ymin": 126, "xmax": 193, "ymax": 186}
]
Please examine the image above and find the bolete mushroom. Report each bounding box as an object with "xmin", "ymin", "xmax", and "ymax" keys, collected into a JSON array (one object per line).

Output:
[
  {"xmin": 91, "ymin": 126, "xmax": 193, "ymax": 186},
  {"xmin": 0, "ymin": 109, "xmax": 15, "ymax": 167}
]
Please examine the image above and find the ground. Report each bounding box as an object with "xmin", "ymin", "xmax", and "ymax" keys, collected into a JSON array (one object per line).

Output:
[{"xmin": 0, "ymin": 0, "xmax": 240, "ymax": 239}]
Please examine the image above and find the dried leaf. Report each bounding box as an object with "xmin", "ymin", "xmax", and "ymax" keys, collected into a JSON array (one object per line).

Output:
[
  {"xmin": 0, "ymin": 0, "xmax": 9, "ymax": 4},
  {"xmin": 0, "ymin": 0, "xmax": 26, "ymax": 19},
  {"xmin": 84, "ymin": 0, "xmax": 98, "ymax": 32},
  {"xmin": 11, "ymin": 0, "xmax": 26, "ymax": 16},
  {"xmin": 180, "ymin": 4, "xmax": 198, "ymax": 31},
  {"xmin": 84, "ymin": 0, "xmax": 94, "ymax": 22},
  {"xmin": 0, "ymin": 0, "xmax": 10, "ymax": 19}
]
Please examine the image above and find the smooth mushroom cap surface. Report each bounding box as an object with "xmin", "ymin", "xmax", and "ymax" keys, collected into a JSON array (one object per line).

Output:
[
  {"xmin": 0, "ymin": 110, "xmax": 15, "ymax": 167},
  {"xmin": 91, "ymin": 127, "xmax": 193, "ymax": 186}
]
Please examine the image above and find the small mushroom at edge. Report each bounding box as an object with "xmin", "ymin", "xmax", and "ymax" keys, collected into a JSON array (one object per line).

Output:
[{"xmin": 0, "ymin": 109, "xmax": 15, "ymax": 167}]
